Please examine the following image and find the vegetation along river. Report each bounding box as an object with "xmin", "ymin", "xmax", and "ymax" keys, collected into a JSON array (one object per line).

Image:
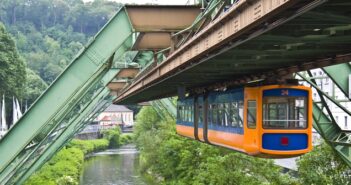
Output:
[{"xmin": 80, "ymin": 145, "xmax": 152, "ymax": 185}]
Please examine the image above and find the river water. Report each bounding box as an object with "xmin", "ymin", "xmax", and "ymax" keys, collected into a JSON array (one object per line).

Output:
[{"xmin": 80, "ymin": 145, "xmax": 152, "ymax": 185}]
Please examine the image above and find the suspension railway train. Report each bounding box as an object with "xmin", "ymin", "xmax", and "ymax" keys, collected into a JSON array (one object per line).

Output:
[{"xmin": 176, "ymin": 85, "xmax": 313, "ymax": 158}]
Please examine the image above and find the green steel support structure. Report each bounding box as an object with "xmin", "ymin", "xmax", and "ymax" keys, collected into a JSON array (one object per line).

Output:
[
  {"xmin": 151, "ymin": 98, "xmax": 177, "ymax": 119},
  {"xmin": 14, "ymin": 90, "xmax": 113, "ymax": 184},
  {"xmin": 297, "ymin": 64, "xmax": 351, "ymax": 166},
  {"xmin": 0, "ymin": 7, "xmax": 133, "ymax": 184}
]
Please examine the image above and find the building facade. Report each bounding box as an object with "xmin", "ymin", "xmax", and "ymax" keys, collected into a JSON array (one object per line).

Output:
[{"xmin": 96, "ymin": 105, "xmax": 134, "ymax": 127}]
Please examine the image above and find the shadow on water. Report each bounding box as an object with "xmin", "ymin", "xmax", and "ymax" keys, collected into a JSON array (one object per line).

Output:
[{"xmin": 80, "ymin": 144, "xmax": 153, "ymax": 185}]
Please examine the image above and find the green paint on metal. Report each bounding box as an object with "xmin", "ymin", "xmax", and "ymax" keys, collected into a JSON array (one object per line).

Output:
[
  {"xmin": 3, "ymin": 69, "xmax": 121, "ymax": 184},
  {"xmin": 323, "ymin": 63, "xmax": 351, "ymax": 97},
  {"xmin": 298, "ymin": 70, "xmax": 351, "ymax": 168},
  {"xmin": 0, "ymin": 7, "xmax": 133, "ymax": 184},
  {"xmin": 151, "ymin": 98, "xmax": 177, "ymax": 119},
  {"xmin": 15, "ymin": 89, "xmax": 113, "ymax": 185}
]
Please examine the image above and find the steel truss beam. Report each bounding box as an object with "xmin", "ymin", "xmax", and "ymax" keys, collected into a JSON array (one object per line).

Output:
[
  {"xmin": 151, "ymin": 98, "xmax": 177, "ymax": 119},
  {"xmin": 0, "ymin": 7, "xmax": 133, "ymax": 184},
  {"xmin": 297, "ymin": 65, "xmax": 351, "ymax": 167},
  {"xmin": 14, "ymin": 90, "xmax": 113, "ymax": 185},
  {"xmin": 4, "ymin": 69, "xmax": 119, "ymax": 184}
]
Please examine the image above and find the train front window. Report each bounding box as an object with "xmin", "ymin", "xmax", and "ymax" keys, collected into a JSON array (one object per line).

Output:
[{"xmin": 263, "ymin": 97, "xmax": 307, "ymax": 129}]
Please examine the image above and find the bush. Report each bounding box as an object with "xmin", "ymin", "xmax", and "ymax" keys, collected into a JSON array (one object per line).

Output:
[
  {"xmin": 101, "ymin": 127, "xmax": 122, "ymax": 148},
  {"xmin": 120, "ymin": 133, "xmax": 134, "ymax": 145},
  {"xmin": 297, "ymin": 142, "xmax": 351, "ymax": 184},
  {"xmin": 25, "ymin": 148, "xmax": 83, "ymax": 185},
  {"xmin": 68, "ymin": 139, "xmax": 109, "ymax": 154},
  {"xmin": 25, "ymin": 139, "xmax": 109, "ymax": 185}
]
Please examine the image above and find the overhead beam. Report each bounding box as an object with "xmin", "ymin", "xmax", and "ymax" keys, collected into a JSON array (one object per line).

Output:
[
  {"xmin": 115, "ymin": 68, "xmax": 140, "ymax": 79},
  {"xmin": 115, "ymin": 0, "xmax": 324, "ymax": 104},
  {"xmin": 107, "ymin": 80, "xmax": 128, "ymax": 91},
  {"xmin": 125, "ymin": 5, "xmax": 201, "ymax": 32},
  {"xmin": 132, "ymin": 32, "xmax": 171, "ymax": 50}
]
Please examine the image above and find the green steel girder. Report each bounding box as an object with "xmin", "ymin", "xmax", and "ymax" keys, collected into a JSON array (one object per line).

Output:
[
  {"xmin": 133, "ymin": 51, "xmax": 154, "ymax": 69},
  {"xmin": 0, "ymin": 45, "xmax": 125, "ymax": 183},
  {"xmin": 298, "ymin": 69, "xmax": 351, "ymax": 167},
  {"xmin": 323, "ymin": 63, "xmax": 351, "ymax": 98},
  {"xmin": 0, "ymin": 6, "xmax": 133, "ymax": 184},
  {"xmin": 150, "ymin": 98, "xmax": 176, "ymax": 119},
  {"xmin": 313, "ymin": 104, "xmax": 351, "ymax": 167},
  {"xmin": 158, "ymin": 98, "xmax": 177, "ymax": 119},
  {"xmin": 150, "ymin": 101, "xmax": 167, "ymax": 120},
  {"xmin": 2, "ymin": 69, "xmax": 120, "ymax": 184},
  {"xmin": 14, "ymin": 89, "xmax": 113, "ymax": 185}
]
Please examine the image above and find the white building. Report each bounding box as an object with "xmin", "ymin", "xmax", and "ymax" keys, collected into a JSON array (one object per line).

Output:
[{"xmin": 96, "ymin": 105, "xmax": 134, "ymax": 127}]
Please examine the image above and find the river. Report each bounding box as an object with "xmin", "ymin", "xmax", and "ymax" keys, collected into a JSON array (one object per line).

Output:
[{"xmin": 80, "ymin": 145, "xmax": 153, "ymax": 185}]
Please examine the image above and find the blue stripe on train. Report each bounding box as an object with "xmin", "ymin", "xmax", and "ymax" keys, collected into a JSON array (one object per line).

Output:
[
  {"xmin": 263, "ymin": 89, "xmax": 308, "ymax": 97},
  {"xmin": 177, "ymin": 121, "xmax": 244, "ymax": 135},
  {"xmin": 262, "ymin": 133, "xmax": 308, "ymax": 151}
]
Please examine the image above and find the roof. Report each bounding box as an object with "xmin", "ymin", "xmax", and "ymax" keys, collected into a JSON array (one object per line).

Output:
[
  {"xmin": 101, "ymin": 116, "xmax": 111, "ymax": 121},
  {"xmin": 104, "ymin": 104, "xmax": 132, "ymax": 112}
]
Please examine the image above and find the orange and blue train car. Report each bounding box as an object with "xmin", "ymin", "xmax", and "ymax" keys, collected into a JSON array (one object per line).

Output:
[{"xmin": 176, "ymin": 85, "xmax": 313, "ymax": 158}]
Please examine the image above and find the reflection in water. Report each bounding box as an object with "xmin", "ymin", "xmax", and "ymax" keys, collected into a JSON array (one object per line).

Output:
[{"xmin": 80, "ymin": 145, "xmax": 151, "ymax": 185}]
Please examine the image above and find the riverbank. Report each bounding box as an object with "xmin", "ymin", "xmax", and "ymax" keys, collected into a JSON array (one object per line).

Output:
[{"xmin": 25, "ymin": 127, "xmax": 133, "ymax": 185}]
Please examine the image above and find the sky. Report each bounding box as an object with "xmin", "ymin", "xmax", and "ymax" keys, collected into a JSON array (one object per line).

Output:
[{"xmin": 83, "ymin": 0, "xmax": 196, "ymax": 5}]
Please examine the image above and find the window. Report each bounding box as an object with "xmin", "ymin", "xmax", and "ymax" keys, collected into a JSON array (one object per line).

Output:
[
  {"xmin": 224, "ymin": 103, "xmax": 230, "ymax": 127},
  {"xmin": 247, "ymin": 100, "xmax": 256, "ymax": 128},
  {"xmin": 198, "ymin": 104, "xmax": 203, "ymax": 124},
  {"xmin": 263, "ymin": 97, "xmax": 307, "ymax": 129},
  {"xmin": 345, "ymin": 116, "xmax": 348, "ymax": 128},
  {"xmin": 228, "ymin": 101, "xmax": 243, "ymax": 128},
  {"xmin": 212, "ymin": 104, "xmax": 218, "ymax": 125}
]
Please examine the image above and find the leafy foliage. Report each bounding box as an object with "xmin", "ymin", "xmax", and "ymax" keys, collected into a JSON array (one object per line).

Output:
[
  {"xmin": 0, "ymin": 22, "xmax": 26, "ymax": 122},
  {"xmin": 297, "ymin": 142, "xmax": 351, "ymax": 184},
  {"xmin": 101, "ymin": 126, "xmax": 122, "ymax": 148},
  {"xmin": 25, "ymin": 139, "xmax": 109, "ymax": 185},
  {"xmin": 24, "ymin": 68, "xmax": 48, "ymax": 105},
  {"xmin": 0, "ymin": 0, "xmax": 121, "ymax": 109},
  {"xmin": 134, "ymin": 106, "xmax": 295, "ymax": 185}
]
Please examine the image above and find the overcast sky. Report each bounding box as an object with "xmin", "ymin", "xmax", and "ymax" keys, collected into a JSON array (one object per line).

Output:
[{"xmin": 83, "ymin": 0, "xmax": 196, "ymax": 5}]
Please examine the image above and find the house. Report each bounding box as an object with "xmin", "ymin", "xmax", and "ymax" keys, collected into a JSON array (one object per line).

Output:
[{"xmin": 96, "ymin": 105, "xmax": 134, "ymax": 127}]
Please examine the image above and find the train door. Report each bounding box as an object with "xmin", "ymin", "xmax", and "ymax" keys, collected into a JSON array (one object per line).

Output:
[{"xmin": 243, "ymin": 87, "xmax": 260, "ymax": 155}]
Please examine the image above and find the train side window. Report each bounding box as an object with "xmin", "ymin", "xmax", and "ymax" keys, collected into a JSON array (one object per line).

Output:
[
  {"xmin": 191, "ymin": 105, "xmax": 194, "ymax": 122},
  {"xmin": 218, "ymin": 103, "xmax": 225, "ymax": 126},
  {"xmin": 208, "ymin": 104, "xmax": 212, "ymax": 125},
  {"xmin": 212, "ymin": 104, "xmax": 218, "ymax": 125},
  {"xmin": 188, "ymin": 105, "xmax": 193, "ymax": 122},
  {"xmin": 238, "ymin": 101, "xmax": 244, "ymax": 128},
  {"xmin": 177, "ymin": 106, "xmax": 182, "ymax": 121},
  {"xmin": 224, "ymin": 103, "xmax": 230, "ymax": 127},
  {"xmin": 198, "ymin": 105, "xmax": 203, "ymax": 124},
  {"xmin": 247, "ymin": 100, "xmax": 257, "ymax": 129},
  {"xmin": 186, "ymin": 106, "xmax": 190, "ymax": 122},
  {"xmin": 230, "ymin": 102, "xmax": 238, "ymax": 127}
]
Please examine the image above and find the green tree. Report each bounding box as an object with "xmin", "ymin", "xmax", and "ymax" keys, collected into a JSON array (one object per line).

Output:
[
  {"xmin": 24, "ymin": 68, "xmax": 47, "ymax": 106},
  {"xmin": 0, "ymin": 22, "xmax": 26, "ymax": 123},
  {"xmin": 102, "ymin": 127, "xmax": 122, "ymax": 148},
  {"xmin": 297, "ymin": 142, "xmax": 351, "ymax": 185}
]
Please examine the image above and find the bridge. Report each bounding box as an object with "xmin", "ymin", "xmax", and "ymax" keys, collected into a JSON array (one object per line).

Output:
[{"xmin": 0, "ymin": 0, "xmax": 351, "ymax": 184}]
